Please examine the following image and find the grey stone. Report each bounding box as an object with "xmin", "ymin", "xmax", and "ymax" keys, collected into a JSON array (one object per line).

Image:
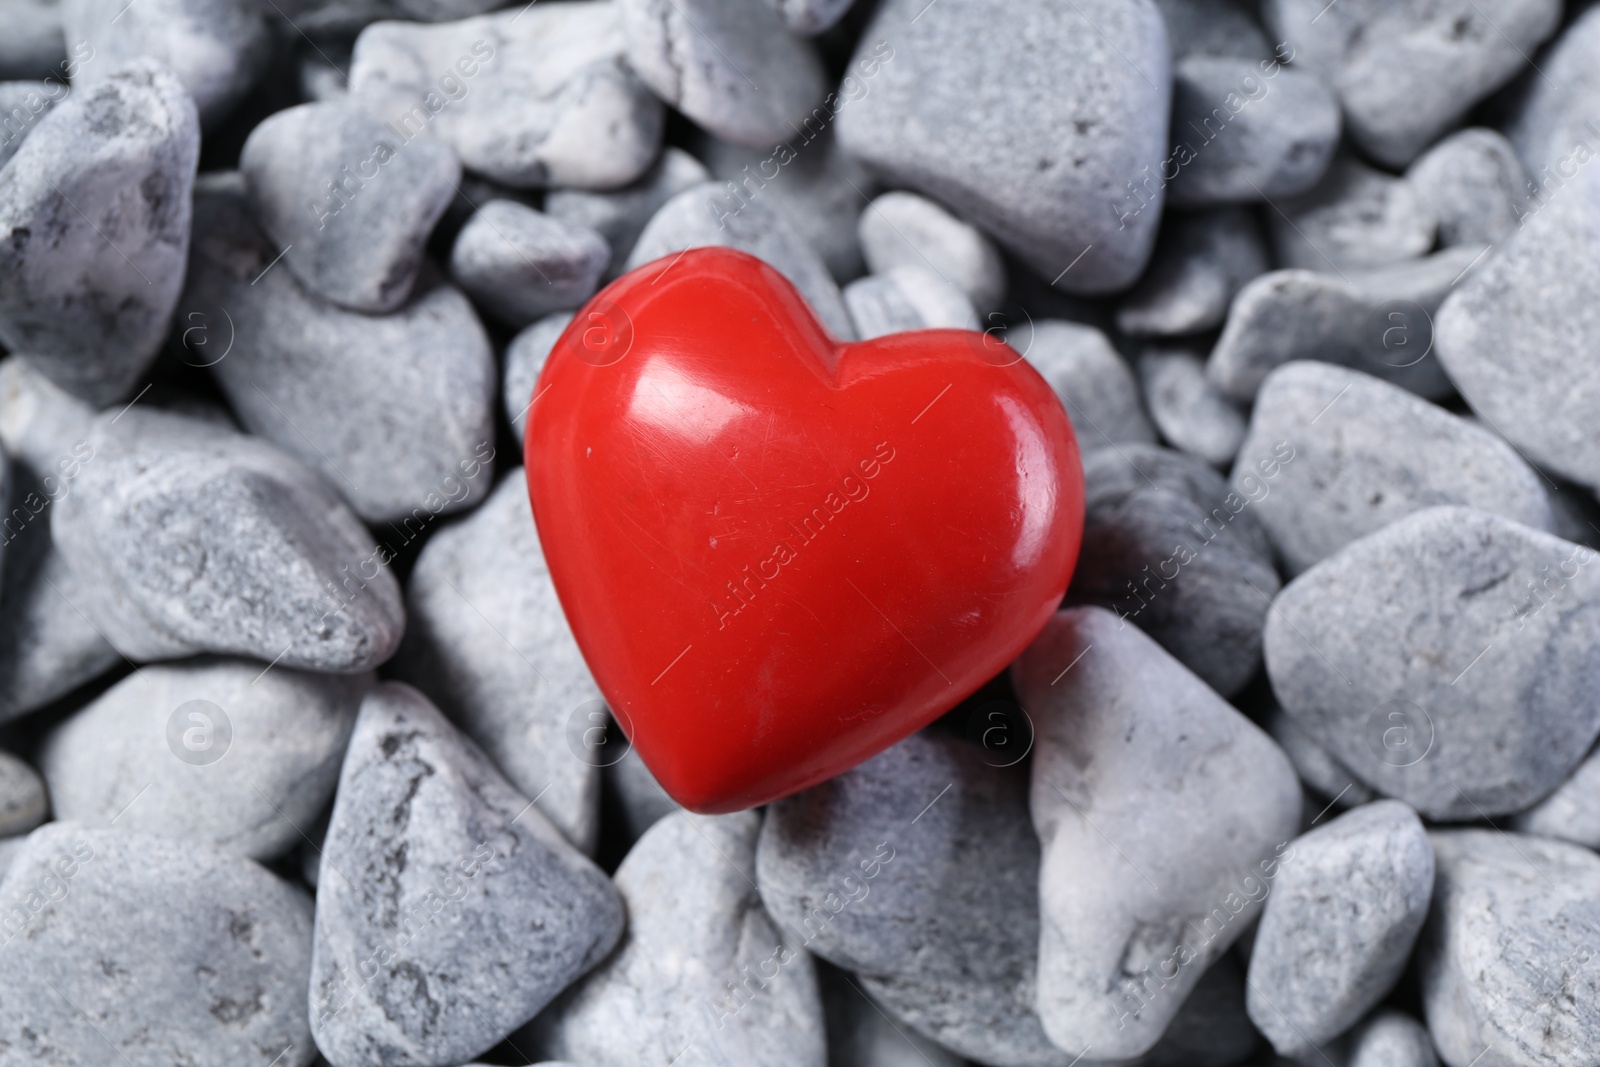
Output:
[
  {"xmin": 182, "ymin": 173, "xmax": 497, "ymax": 524},
  {"xmin": 0, "ymin": 80, "xmax": 61, "ymax": 168},
  {"xmin": 1269, "ymin": 155, "xmax": 1436, "ymax": 273},
  {"xmin": 836, "ymin": 0, "xmax": 1171, "ymax": 295},
  {"xmin": 450, "ymin": 200, "xmax": 609, "ymax": 327},
  {"xmin": 844, "ymin": 267, "xmax": 977, "ymax": 339},
  {"xmin": 770, "ymin": 0, "xmax": 855, "ymax": 35},
  {"xmin": 241, "ymin": 98, "xmax": 461, "ymax": 314},
  {"xmin": 293, "ymin": 0, "xmax": 502, "ymax": 31},
  {"xmin": 1066, "ymin": 443, "xmax": 1279, "ymax": 697},
  {"xmin": 1511, "ymin": 742, "xmax": 1600, "ymax": 850},
  {"xmin": 0, "ymin": 353, "xmax": 95, "ymax": 481},
  {"xmin": 1504, "ymin": 5, "xmax": 1600, "ymax": 176},
  {"xmin": 858, "ymin": 189, "xmax": 1006, "ymax": 313},
  {"xmin": 0, "ymin": 834, "xmax": 25, "ymax": 881},
  {"xmin": 1247, "ymin": 801, "xmax": 1434, "ymax": 1057},
  {"xmin": 619, "ymin": 0, "xmax": 827, "ymax": 147},
  {"xmin": 393, "ymin": 472, "xmax": 602, "ymax": 853},
  {"xmin": 54, "ymin": 406, "xmax": 405, "ymax": 672},
  {"xmin": 1435, "ymin": 162, "xmax": 1600, "ymax": 494},
  {"xmin": 0, "ymin": 0, "xmax": 65, "ymax": 80},
  {"xmin": 545, "ymin": 146, "xmax": 709, "ymax": 278},
  {"xmin": 1235, "ymin": 362, "xmax": 1554, "ymax": 575},
  {"xmin": 702, "ymin": 127, "xmax": 873, "ymax": 280},
  {"xmin": 819, "ymin": 964, "xmax": 966, "ymax": 1067},
  {"xmin": 1269, "ymin": 701, "xmax": 1375, "ymax": 808},
  {"xmin": 1406, "ymin": 128, "xmax": 1530, "ymax": 247},
  {"xmin": 310, "ymin": 683, "xmax": 623, "ymax": 1066},
  {"xmin": 349, "ymin": 3, "xmax": 663, "ymax": 189},
  {"xmin": 1421, "ymin": 830, "xmax": 1600, "ymax": 1067},
  {"xmin": 0, "ymin": 58, "xmax": 198, "ymax": 406},
  {"xmin": 504, "ymin": 312, "xmax": 574, "ymax": 443},
  {"xmin": 1153, "ymin": 0, "xmax": 1272, "ymax": 60},
  {"xmin": 299, "ymin": 46, "xmax": 348, "ymax": 102},
  {"xmin": 1118, "ymin": 206, "xmax": 1269, "ymax": 338},
  {"xmin": 37, "ymin": 658, "xmax": 369, "ymax": 861},
  {"xmin": 1165, "ymin": 55, "xmax": 1341, "ymax": 208},
  {"xmin": 0, "ymin": 823, "xmax": 317, "ymax": 1066},
  {"xmin": 1124, "ymin": 953, "xmax": 1259, "ymax": 1067},
  {"xmin": 1025, "ymin": 320, "xmax": 1155, "ymax": 448},
  {"xmin": 535, "ymin": 810, "xmax": 826, "ymax": 1067},
  {"xmin": 758, "ymin": 729, "xmax": 1070, "ymax": 1067},
  {"xmin": 1264, "ymin": 0, "xmax": 1561, "ymax": 167},
  {"xmin": 62, "ymin": 0, "xmax": 271, "ymax": 130},
  {"xmin": 1207, "ymin": 244, "xmax": 1490, "ymax": 402},
  {"xmin": 1138, "ymin": 348, "xmax": 1247, "ymax": 467},
  {"xmin": 0, "ymin": 750, "xmax": 45, "ymax": 837},
  {"xmin": 606, "ymin": 749, "xmax": 680, "ymax": 847},
  {"xmin": 628, "ymin": 180, "xmax": 855, "ymax": 338},
  {"xmin": 1019, "ymin": 607, "xmax": 1301, "ymax": 1058},
  {"xmin": 1345, "ymin": 1011, "xmax": 1441, "ymax": 1067},
  {"xmin": 1264, "ymin": 506, "xmax": 1600, "ymax": 820}
]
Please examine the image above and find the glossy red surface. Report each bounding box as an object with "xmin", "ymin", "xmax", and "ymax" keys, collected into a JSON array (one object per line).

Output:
[{"xmin": 525, "ymin": 248, "xmax": 1084, "ymax": 813}]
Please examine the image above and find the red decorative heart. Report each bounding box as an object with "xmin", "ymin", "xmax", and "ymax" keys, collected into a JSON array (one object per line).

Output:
[{"xmin": 526, "ymin": 248, "xmax": 1084, "ymax": 813}]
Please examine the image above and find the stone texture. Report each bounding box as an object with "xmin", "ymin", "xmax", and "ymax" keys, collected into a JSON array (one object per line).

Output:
[
  {"xmin": 1118, "ymin": 206, "xmax": 1269, "ymax": 338},
  {"xmin": 545, "ymin": 146, "xmax": 709, "ymax": 278},
  {"xmin": 1406, "ymin": 128, "xmax": 1530, "ymax": 248},
  {"xmin": 1154, "ymin": 0, "xmax": 1272, "ymax": 59},
  {"xmin": 1235, "ymin": 362, "xmax": 1554, "ymax": 575},
  {"xmin": 843, "ymin": 267, "xmax": 977, "ymax": 339},
  {"xmin": 858, "ymin": 189, "xmax": 1005, "ymax": 313},
  {"xmin": 1421, "ymin": 830, "xmax": 1600, "ymax": 1067},
  {"xmin": 619, "ymin": 0, "xmax": 827, "ymax": 147},
  {"xmin": 504, "ymin": 312, "xmax": 574, "ymax": 443},
  {"xmin": 1165, "ymin": 55, "xmax": 1341, "ymax": 208},
  {"xmin": 0, "ymin": 750, "xmax": 46, "ymax": 837},
  {"xmin": 310, "ymin": 683, "xmax": 623, "ymax": 1067},
  {"xmin": 240, "ymin": 98, "xmax": 461, "ymax": 313},
  {"xmin": 1128, "ymin": 953, "xmax": 1259, "ymax": 1067},
  {"xmin": 0, "ymin": 0, "xmax": 66, "ymax": 80},
  {"xmin": 1025, "ymin": 320, "xmax": 1155, "ymax": 448},
  {"xmin": 758, "ymin": 729, "xmax": 1071, "ymax": 1067},
  {"xmin": 771, "ymin": 0, "xmax": 855, "ymax": 35},
  {"xmin": 449, "ymin": 200, "xmax": 609, "ymax": 327},
  {"xmin": 182, "ymin": 173, "xmax": 497, "ymax": 524},
  {"xmin": 819, "ymin": 963, "xmax": 965, "ymax": 1067},
  {"xmin": 37, "ymin": 658, "xmax": 370, "ymax": 861},
  {"xmin": 1511, "ymin": 742, "xmax": 1600, "ymax": 850},
  {"xmin": 0, "ymin": 823, "xmax": 317, "ymax": 1067},
  {"xmin": 0, "ymin": 80, "xmax": 61, "ymax": 168},
  {"xmin": 349, "ymin": 3, "xmax": 663, "ymax": 189},
  {"xmin": 1265, "ymin": 506, "xmax": 1600, "ymax": 820},
  {"xmin": 1269, "ymin": 701, "xmax": 1375, "ymax": 808},
  {"xmin": 1138, "ymin": 348, "xmax": 1247, "ymax": 467},
  {"xmin": 1346, "ymin": 1011, "xmax": 1441, "ymax": 1067},
  {"xmin": 53, "ymin": 406, "xmax": 405, "ymax": 673},
  {"xmin": 1268, "ymin": 156, "xmax": 1436, "ymax": 274},
  {"xmin": 1504, "ymin": 5, "xmax": 1600, "ymax": 175},
  {"xmin": 1264, "ymin": 0, "xmax": 1561, "ymax": 167},
  {"xmin": 393, "ymin": 472, "xmax": 602, "ymax": 853},
  {"xmin": 0, "ymin": 58, "xmax": 198, "ymax": 406},
  {"xmin": 1019, "ymin": 607, "xmax": 1301, "ymax": 1058},
  {"xmin": 836, "ymin": 0, "xmax": 1171, "ymax": 294},
  {"xmin": 534, "ymin": 810, "xmax": 827, "ymax": 1067},
  {"xmin": 1247, "ymin": 801, "xmax": 1434, "ymax": 1057},
  {"xmin": 628, "ymin": 180, "xmax": 855, "ymax": 338},
  {"xmin": 1066, "ymin": 443, "xmax": 1280, "ymax": 697}
]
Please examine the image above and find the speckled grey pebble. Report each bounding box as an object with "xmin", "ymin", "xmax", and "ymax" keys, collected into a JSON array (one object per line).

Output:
[
  {"xmin": 1247, "ymin": 801, "xmax": 1434, "ymax": 1057},
  {"xmin": 758, "ymin": 729, "xmax": 1071, "ymax": 1067},
  {"xmin": 241, "ymin": 98, "xmax": 461, "ymax": 314},
  {"xmin": 1207, "ymin": 244, "xmax": 1489, "ymax": 402},
  {"xmin": 0, "ymin": 0, "xmax": 65, "ymax": 80},
  {"xmin": 310, "ymin": 683, "xmax": 623, "ymax": 1067},
  {"xmin": 1504, "ymin": 5, "xmax": 1600, "ymax": 175},
  {"xmin": 1345, "ymin": 1011, "xmax": 1441, "ymax": 1067},
  {"xmin": 1265, "ymin": 506, "xmax": 1600, "ymax": 820},
  {"xmin": 350, "ymin": 3, "xmax": 663, "ymax": 189},
  {"xmin": 1021, "ymin": 607, "xmax": 1301, "ymax": 1058},
  {"xmin": 0, "ymin": 80, "xmax": 60, "ymax": 168},
  {"xmin": 1265, "ymin": 0, "xmax": 1560, "ymax": 167},
  {"xmin": 1118, "ymin": 206, "xmax": 1269, "ymax": 338},
  {"xmin": 545, "ymin": 146, "xmax": 709, "ymax": 278},
  {"xmin": 0, "ymin": 750, "xmax": 45, "ymax": 837},
  {"xmin": 1235, "ymin": 362, "xmax": 1554, "ymax": 575},
  {"xmin": 37, "ymin": 658, "xmax": 369, "ymax": 860},
  {"xmin": 628, "ymin": 180, "xmax": 855, "ymax": 338},
  {"xmin": 535, "ymin": 810, "xmax": 826, "ymax": 1067},
  {"xmin": 1165, "ymin": 55, "xmax": 1340, "ymax": 208},
  {"xmin": 1421, "ymin": 830, "xmax": 1600, "ymax": 1067},
  {"xmin": 837, "ymin": 0, "xmax": 1170, "ymax": 294},
  {"xmin": 1511, "ymin": 743, "xmax": 1600, "ymax": 850},
  {"xmin": 1405, "ymin": 128, "xmax": 1530, "ymax": 247},
  {"xmin": 0, "ymin": 823, "xmax": 317, "ymax": 1066},
  {"xmin": 450, "ymin": 200, "xmax": 609, "ymax": 327},
  {"xmin": 393, "ymin": 471, "xmax": 602, "ymax": 853},
  {"xmin": 619, "ymin": 0, "xmax": 827, "ymax": 147},
  {"xmin": 1066, "ymin": 443, "xmax": 1279, "ymax": 697},
  {"xmin": 1137, "ymin": 348, "xmax": 1247, "ymax": 467},
  {"xmin": 0, "ymin": 59, "xmax": 198, "ymax": 406},
  {"xmin": 857, "ymin": 190, "xmax": 1005, "ymax": 313},
  {"xmin": 182, "ymin": 173, "xmax": 497, "ymax": 524},
  {"xmin": 54, "ymin": 406, "xmax": 405, "ymax": 672},
  {"xmin": 1268, "ymin": 156, "xmax": 1436, "ymax": 274},
  {"xmin": 844, "ymin": 267, "xmax": 976, "ymax": 339},
  {"xmin": 1024, "ymin": 320, "xmax": 1155, "ymax": 448},
  {"xmin": 504, "ymin": 312, "xmax": 574, "ymax": 443},
  {"xmin": 1154, "ymin": 0, "xmax": 1271, "ymax": 59},
  {"xmin": 1269, "ymin": 701, "xmax": 1374, "ymax": 808}
]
